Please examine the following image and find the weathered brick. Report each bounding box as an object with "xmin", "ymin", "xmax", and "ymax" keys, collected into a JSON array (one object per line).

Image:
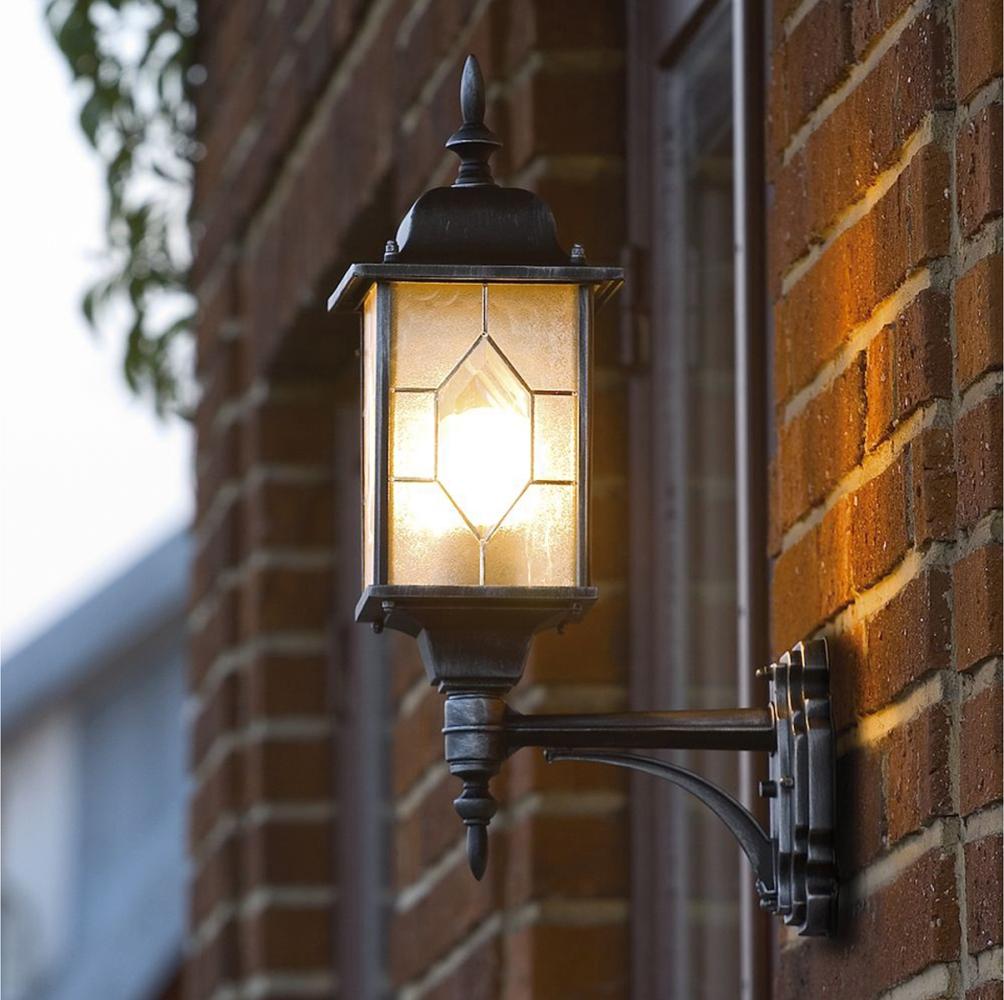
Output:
[
  {"xmin": 911, "ymin": 427, "xmax": 958, "ymax": 545},
  {"xmin": 191, "ymin": 831, "xmax": 241, "ymax": 928},
  {"xmin": 965, "ymin": 835, "xmax": 1004, "ymax": 953},
  {"xmin": 954, "ymin": 544, "xmax": 1004, "ymax": 670},
  {"xmin": 850, "ymin": 0, "xmax": 914, "ymax": 58},
  {"xmin": 777, "ymin": 355, "xmax": 865, "ymax": 530},
  {"xmin": 863, "ymin": 569, "xmax": 951, "ymax": 714},
  {"xmin": 955, "ymin": 253, "xmax": 1004, "ymax": 392},
  {"xmin": 885, "ymin": 704, "xmax": 953, "ymax": 842},
  {"xmin": 865, "ymin": 289, "xmax": 951, "ymax": 448},
  {"xmin": 957, "ymin": 104, "xmax": 1004, "ymax": 239},
  {"xmin": 192, "ymin": 668, "xmax": 240, "ymax": 770},
  {"xmin": 851, "ymin": 453, "xmax": 912, "ymax": 591},
  {"xmin": 958, "ymin": 0, "xmax": 1004, "ymax": 102},
  {"xmin": 956, "ymin": 395, "xmax": 1004, "ymax": 530},
  {"xmin": 775, "ymin": 849, "xmax": 959, "ymax": 997},
  {"xmin": 768, "ymin": 0, "xmax": 853, "ymax": 156},
  {"xmin": 775, "ymin": 144, "xmax": 951, "ymax": 403},
  {"xmin": 245, "ymin": 476, "xmax": 335, "ymax": 549},
  {"xmin": 393, "ymin": 686, "xmax": 445, "ymax": 796},
  {"xmin": 961, "ymin": 681, "xmax": 1004, "ymax": 815},
  {"xmin": 772, "ymin": 12, "xmax": 953, "ymax": 281}
]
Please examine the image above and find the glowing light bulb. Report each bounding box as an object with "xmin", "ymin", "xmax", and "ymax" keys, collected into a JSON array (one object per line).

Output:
[{"xmin": 438, "ymin": 403, "xmax": 531, "ymax": 534}]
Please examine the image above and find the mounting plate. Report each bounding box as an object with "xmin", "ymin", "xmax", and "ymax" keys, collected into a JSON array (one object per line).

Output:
[{"xmin": 765, "ymin": 638, "xmax": 838, "ymax": 936}]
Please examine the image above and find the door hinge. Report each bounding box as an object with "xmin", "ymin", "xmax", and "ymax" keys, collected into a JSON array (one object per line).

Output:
[{"xmin": 619, "ymin": 243, "xmax": 650, "ymax": 372}]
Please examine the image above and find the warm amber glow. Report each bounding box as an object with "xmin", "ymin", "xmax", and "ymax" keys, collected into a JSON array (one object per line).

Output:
[{"xmin": 376, "ymin": 281, "xmax": 581, "ymax": 588}]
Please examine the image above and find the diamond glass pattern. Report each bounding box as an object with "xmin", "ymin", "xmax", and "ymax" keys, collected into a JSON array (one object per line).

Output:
[{"xmin": 386, "ymin": 281, "xmax": 579, "ymax": 586}]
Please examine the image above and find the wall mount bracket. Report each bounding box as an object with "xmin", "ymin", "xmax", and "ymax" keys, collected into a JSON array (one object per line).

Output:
[{"xmin": 441, "ymin": 638, "xmax": 838, "ymax": 937}]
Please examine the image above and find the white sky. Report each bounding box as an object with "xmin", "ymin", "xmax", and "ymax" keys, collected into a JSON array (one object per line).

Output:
[{"xmin": 0, "ymin": 3, "xmax": 192, "ymax": 655}]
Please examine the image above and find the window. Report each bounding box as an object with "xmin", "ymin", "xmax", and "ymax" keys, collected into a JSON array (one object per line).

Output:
[{"xmin": 627, "ymin": 2, "xmax": 768, "ymax": 997}]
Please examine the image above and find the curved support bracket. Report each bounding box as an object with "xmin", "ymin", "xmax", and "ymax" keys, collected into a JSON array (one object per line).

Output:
[{"xmin": 545, "ymin": 749, "xmax": 776, "ymax": 905}]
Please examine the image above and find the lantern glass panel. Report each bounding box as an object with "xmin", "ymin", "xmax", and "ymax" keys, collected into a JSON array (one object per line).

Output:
[{"xmin": 382, "ymin": 280, "xmax": 581, "ymax": 588}]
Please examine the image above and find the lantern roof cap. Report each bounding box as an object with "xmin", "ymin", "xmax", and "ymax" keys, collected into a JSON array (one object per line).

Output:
[{"xmin": 328, "ymin": 55, "xmax": 623, "ymax": 312}]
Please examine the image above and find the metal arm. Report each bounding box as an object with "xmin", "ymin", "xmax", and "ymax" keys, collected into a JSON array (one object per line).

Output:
[
  {"xmin": 505, "ymin": 707, "xmax": 776, "ymax": 752},
  {"xmin": 544, "ymin": 749, "xmax": 776, "ymax": 904}
]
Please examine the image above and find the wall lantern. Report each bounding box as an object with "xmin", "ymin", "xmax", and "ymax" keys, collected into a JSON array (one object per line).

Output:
[{"xmin": 329, "ymin": 56, "xmax": 838, "ymax": 937}]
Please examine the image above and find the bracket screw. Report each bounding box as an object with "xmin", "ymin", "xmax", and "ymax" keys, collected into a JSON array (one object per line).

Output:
[
  {"xmin": 570, "ymin": 243, "xmax": 586, "ymax": 264},
  {"xmin": 384, "ymin": 239, "xmax": 400, "ymax": 262},
  {"xmin": 758, "ymin": 780, "xmax": 778, "ymax": 798},
  {"xmin": 779, "ymin": 775, "xmax": 795, "ymax": 789}
]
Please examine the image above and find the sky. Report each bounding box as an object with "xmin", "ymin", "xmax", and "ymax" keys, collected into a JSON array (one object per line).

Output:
[{"xmin": 0, "ymin": 3, "xmax": 192, "ymax": 655}]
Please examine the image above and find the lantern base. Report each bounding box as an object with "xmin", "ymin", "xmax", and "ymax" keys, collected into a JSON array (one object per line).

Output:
[{"xmin": 356, "ymin": 585, "xmax": 596, "ymax": 692}]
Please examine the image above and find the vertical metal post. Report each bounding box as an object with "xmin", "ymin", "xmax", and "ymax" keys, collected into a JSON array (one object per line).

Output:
[{"xmin": 733, "ymin": 0, "xmax": 770, "ymax": 996}]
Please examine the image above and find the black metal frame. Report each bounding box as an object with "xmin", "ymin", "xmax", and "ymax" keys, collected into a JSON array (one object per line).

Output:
[{"xmin": 442, "ymin": 638, "xmax": 837, "ymax": 936}]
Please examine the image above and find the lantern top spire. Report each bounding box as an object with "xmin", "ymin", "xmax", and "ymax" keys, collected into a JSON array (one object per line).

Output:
[{"xmin": 446, "ymin": 55, "xmax": 502, "ymax": 188}]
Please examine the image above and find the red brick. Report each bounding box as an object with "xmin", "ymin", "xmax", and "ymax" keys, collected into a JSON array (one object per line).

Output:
[
  {"xmin": 965, "ymin": 834, "xmax": 1004, "ymax": 953},
  {"xmin": 955, "ymin": 395, "xmax": 1004, "ymax": 530},
  {"xmin": 505, "ymin": 811, "xmax": 629, "ymax": 906},
  {"xmin": 185, "ymin": 917, "xmax": 240, "ymax": 999},
  {"xmin": 240, "ymin": 564, "xmax": 333, "ymax": 635},
  {"xmin": 862, "ymin": 569, "xmax": 951, "ymax": 715},
  {"xmin": 240, "ymin": 904, "xmax": 332, "ymax": 972},
  {"xmin": 503, "ymin": 923, "xmax": 629, "ymax": 999},
  {"xmin": 958, "ymin": 104, "xmax": 1004, "ymax": 239},
  {"xmin": 190, "ymin": 747, "xmax": 244, "ymax": 848},
  {"xmin": 245, "ymin": 477, "xmax": 335, "ymax": 549},
  {"xmin": 503, "ymin": 0, "xmax": 624, "ymax": 73},
  {"xmin": 865, "ymin": 289, "xmax": 951, "ymax": 448},
  {"xmin": 911, "ymin": 427, "xmax": 958, "ymax": 545},
  {"xmin": 772, "ymin": 456, "xmax": 911, "ymax": 652},
  {"xmin": 958, "ymin": 0, "xmax": 1004, "ymax": 103},
  {"xmin": 191, "ymin": 831, "xmax": 240, "ymax": 928},
  {"xmin": 768, "ymin": 0, "xmax": 853, "ymax": 156},
  {"xmin": 192, "ymin": 668, "xmax": 240, "ymax": 770},
  {"xmin": 777, "ymin": 355, "xmax": 865, "ymax": 530},
  {"xmin": 851, "ymin": 453, "xmax": 911, "ymax": 591},
  {"xmin": 885, "ymin": 704, "xmax": 953, "ymax": 842},
  {"xmin": 390, "ymin": 855, "xmax": 500, "ymax": 985},
  {"xmin": 393, "ymin": 773, "xmax": 460, "ymax": 890},
  {"xmin": 849, "ymin": 0, "xmax": 914, "ymax": 58},
  {"xmin": 507, "ymin": 61, "xmax": 624, "ymax": 174},
  {"xmin": 240, "ymin": 818, "xmax": 334, "ymax": 886},
  {"xmin": 953, "ymin": 544, "xmax": 1004, "ymax": 670},
  {"xmin": 243, "ymin": 737, "xmax": 333, "ymax": 805},
  {"xmin": 393, "ymin": 686, "xmax": 445, "ymax": 796},
  {"xmin": 955, "ymin": 253, "xmax": 1004, "ymax": 392},
  {"xmin": 245, "ymin": 653, "xmax": 329, "ymax": 720},
  {"xmin": 774, "ymin": 849, "xmax": 959, "ymax": 997},
  {"xmin": 968, "ymin": 983, "xmax": 1004, "ymax": 1000},
  {"xmin": 772, "ymin": 12, "xmax": 953, "ymax": 281},
  {"xmin": 961, "ymin": 681, "xmax": 1004, "ymax": 815},
  {"xmin": 528, "ymin": 588, "xmax": 628, "ymax": 685},
  {"xmin": 424, "ymin": 933, "xmax": 501, "ymax": 1000},
  {"xmin": 836, "ymin": 744, "xmax": 884, "ymax": 873},
  {"xmin": 246, "ymin": 393, "xmax": 335, "ymax": 467},
  {"xmin": 775, "ymin": 144, "xmax": 951, "ymax": 403}
]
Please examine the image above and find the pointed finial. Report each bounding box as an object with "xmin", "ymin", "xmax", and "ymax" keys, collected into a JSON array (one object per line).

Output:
[
  {"xmin": 460, "ymin": 54, "xmax": 486, "ymax": 125},
  {"xmin": 446, "ymin": 54, "xmax": 501, "ymax": 187}
]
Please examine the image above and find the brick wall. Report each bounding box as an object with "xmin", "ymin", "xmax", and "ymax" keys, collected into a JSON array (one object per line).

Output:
[
  {"xmin": 767, "ymin": 0, "xmax": 1002, "ymax": 997},
  {"xmin": 188, "ymin": 0, "xmax": 1002, "ymax": 997},
  {"xmin": 187, "ymin": 2, "xmax": 628, "ymax": 997}
]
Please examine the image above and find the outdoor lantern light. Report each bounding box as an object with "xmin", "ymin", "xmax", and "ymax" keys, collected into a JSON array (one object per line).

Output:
[{"xmin": 329, "ymin": 56, "xmax": 838, "ymax": 937}]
